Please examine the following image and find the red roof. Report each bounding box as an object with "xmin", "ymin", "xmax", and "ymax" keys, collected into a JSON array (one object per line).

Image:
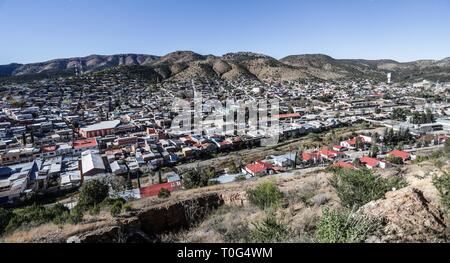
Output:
[
  {"xmin": 147, "ymin": 128, "xmax": 157, "ymax": 135},
  {"xmin": 346, "ymin": 136, "xmax": 366, "ymax": 146},
  {"xmin": 42, "ymin": 146, "xmax": 57, "ymax": 153},
  {"xmin": 219, "ymin": 140, "xmax": 232, "ymax": 146},
  {"xmin": 360, "ymin": 156, "xmax": 380, "ymax": 167},
  {"xmin": 346, "ymin": 138, "xmax": 357, "ymax": 146},
  {"xmin": 319, "ymin": 149, "xmax": 340, "ymax": 158},
  {"xmin": 334, "ymin": 161, "xmax": 355, "ymax": 169},
  {"xmin": 73, "ymin": 138, "xmax": 98, "ymax": 149},
  {"xmin": 388, "ymin": 150, "xmax": 410, "ymax": 160},
  {"xmin": 274, "ymin": 113, "xmax": 302, "ymax": 119},
  {"xmin": 333, "ymin": 145, "xmax": 344, "ymax": 149},
  {"xmin": 245, "ymin": 161, "xmax": 273, "ymax": 174},
  {"xmin": 140, "ymin": 181, "xmax": 182, "ymax": 198},
  {"xmin": 302, "ymin": 152, "xmax": 320, "ymax": 161}
]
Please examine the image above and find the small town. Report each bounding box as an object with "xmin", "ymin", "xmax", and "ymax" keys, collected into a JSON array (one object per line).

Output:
[
  {"xmin": 2, "ymin": 0, "xmax": 450, "ymax": 248},
  {"xmin": 1, "ymin": 72, "xmax": 449, "ymax": 207}
]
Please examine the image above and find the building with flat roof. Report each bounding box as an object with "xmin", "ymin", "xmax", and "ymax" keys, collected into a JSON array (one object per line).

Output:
[
  {"xmin": 0, "ymin": 161, "xmax": 39, "ymax": 204},
  {"xmin": 79, "ymin": 120, "xmax": 121, "ymax": 138},
  {"xmin": 73, "ymin": 138, "xmax": 98, "ymax": 155},
  {"xmin": 80, "ymin": 150, "xmax": 106, "ymax": 177}
]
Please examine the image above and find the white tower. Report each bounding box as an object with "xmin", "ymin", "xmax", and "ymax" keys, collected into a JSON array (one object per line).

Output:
[{"xmin": 387, "ymin": 73, "xmax": 392, "ymax": 84}]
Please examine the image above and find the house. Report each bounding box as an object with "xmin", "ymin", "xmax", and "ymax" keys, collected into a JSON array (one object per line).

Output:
[
  {"xmin": 274, "ymin": 113, "xmax": 302, "ymax": 122},
  {"xmin": 80, "ymin": 150, "xmax": 106, "ymax": 177},
  {"xmin": 79, "ymin": 120, "xmax": 121, "ymax": 138},
  {"xmin": 110, "ymin": 161, "xmax": 128, "ymax": 176},
  {"xmin": 271, "ymin": 153, "xmax": 297, "ymax": 167},
  {"xmin": 167, "ymin": 173, "xmax": 181, "ymax": 183},
  {"xmin": 126, "ymin": 159, "xmax": 140, "ymax": 173},
  {"xmin": 139, "ymin": 181, "xmax": 182, "ymax": 198},
  {"xmin": 243, "ymin": 161, "xmax": 274, "ymax": 177},
  {"xmin": 114, "ymin": 136, "xmax": 138, "ymax": 147},
  {"xmin": 319, "ymin": 149, "xmax": 346, "ymax": 161},
  {"xmin": 73, "ymin": 138, "xmax": 98, "ymax": 155},
  {"xmin": 0, "ymin": 161, "xmax": 39, "ymax": 204},
  {"xmin": 0, "ymin": 148, "xmax": 35, "ymax": 166},
  {"xmin": 302, "ymin": 151, "xmax": 321, "ymax": 164},
  {"xmin": 340, "ymin": 135, "xmax": 371, "ymax": 150},
  {"xmin": 388, "ymin": 150, "xmax": 414, "ymax": 162},
  {"xmin": 333, "ymin": 145, "xmax": 347, "ymax": 152},
  {"xmin": 359, "ymin": 156, "xmax": 388, "ymax": 169}
]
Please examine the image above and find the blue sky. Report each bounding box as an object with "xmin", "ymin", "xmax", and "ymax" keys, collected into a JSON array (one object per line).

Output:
[{"xmin": 0, "ymin": 0, "xmax": 449, "ymax": 64}]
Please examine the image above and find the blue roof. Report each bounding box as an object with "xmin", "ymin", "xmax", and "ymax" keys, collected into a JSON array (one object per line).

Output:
[
  {"xmin": 167, "ymin": 174, "xmax": 181, "ymax": 182},
  {"xmin": 0, "ymin": 167, "xmax": 13, "ymax": 178}
]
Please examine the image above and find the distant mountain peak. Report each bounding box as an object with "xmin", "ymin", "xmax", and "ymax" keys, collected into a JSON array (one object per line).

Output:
[{"xmin": 1, "ymin": 51, "xmax": 450, "ymax": 83}]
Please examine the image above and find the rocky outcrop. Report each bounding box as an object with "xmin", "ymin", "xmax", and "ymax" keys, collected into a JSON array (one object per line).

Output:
[
  {"xmin": 220, "ymin": 191, "xmax": 248, "ymax": 207},
  {"xmin": 65, "ymin": 193, "xmax": 225, "ymax": 243},
  {"xmin": 361, "ymin": 188, "xmax": 448, "ymax": 243},
  {"xmin": 137, "ymin": 193, "xmax": 224, "ymax": 236}
]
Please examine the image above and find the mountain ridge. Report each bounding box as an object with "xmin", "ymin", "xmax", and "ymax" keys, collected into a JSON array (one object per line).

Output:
[{"xmin": 1, "ymin": 52, "xmax": 450, "ymax": 82}]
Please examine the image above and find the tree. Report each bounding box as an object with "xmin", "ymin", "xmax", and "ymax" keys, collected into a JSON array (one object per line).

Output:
[
  {"xmin": 110, "ymin": 201, "xmax": 123, "ymax": 217},
  {"xmin": 21, "ymin": 132, "xmax": 27, "ymax": 146},
  {"xmin": 410, "ymin": 109, "xmax": 435, "ymax": 125},
  {"xmin": 371, "ymin": 132, "xmax": 379, "ymax": 145},
  {"xmin": 329, "ymin": 168, "xmax": 407, "ymax": 208},
  {"xmin": 0, "ymin": 207, "xmax": 12, "ymax": 235},
  {"xmin": 30, "ymin": 130, "xmax": 35, "ymax": 144},
  {"xmin": 248, "ymin": 213, "xmax": 290, "ymax": 243},
  {"xmin": 445, "ymin": 139, "xmax": 450, "ymax": 154},
  {"xmin": 287, "ymin": 106, "xmax": 294, "ymax": 114},
  {"xmin": 387, "ymin": 155, "xmax": 404, "ymax": 165},
  {"xmin": 433, "ymin": 172, "xmax": 450, "ymax": 212},
  {"xmin": 247, "ymin": 181, "xmax": 284, "ymax": 210},
  {"xmin": 369, "ymin": 146, "xmax": 379, "ymax": 158},
  {"xmin": 391, "ymin": 108, "xmax": 409, "ymax": 121},
  {"xmin": 78, "ymin": 180, "xmax": 109, "ymax": 210},
  {"xmin": 355, "ymin": 137, "xmax": 365, "ymax": 150},
  {"xmin": 315, "ymin": 208, "xmax": 381, "ymax": 243},
  {"xmin": 158, "ymin": 188, "xmax": 171, "ymax": 198},
  {"xmin": 182, "ymin": 168, "xmax": 215, "ymax": 189}
]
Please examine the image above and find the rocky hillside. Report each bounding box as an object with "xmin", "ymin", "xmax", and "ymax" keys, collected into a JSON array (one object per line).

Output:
[
  {"xmin": 281, "ymin": 54, "xmax": 450, "ymax": 82},
  {"xmin": 2, "ymin": 51, "xmax": 450, "ymax": 83},
  {"xmin": 2, "ymin": 161, "xmax": 449, "ymax": 243},
  {"xmin": 0, "ymin": 54, "xmax": 160, "ymax": 77}
]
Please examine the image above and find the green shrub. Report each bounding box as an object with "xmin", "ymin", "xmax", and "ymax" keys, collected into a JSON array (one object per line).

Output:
[
  {"xmin": 68, "ymin": 206, "xmax": 84, "ymax": 225},
  {"xmin": 0, "ymin": 207, "xmax": 12, "ymax": 235},
  {"xmin": 247, "ymin": 181, "xmax": 284, "ymax": 210},
  {"xmin": 387, "ymin": 155, "xmax": 404, "ymax": 165},
  {"xmin": 445, "ymin": 139, "xmax": 450, "ymax": 154},
  {"xmin": 329, "ymin": 168, "xmax": 407, "ymax": 208},
  {"xmin": 433, "ymin": 172, "xmax": 450, "ymax": 212},
  {"xmin": 183, "ymin": 168, "xmax": 216, "ymax": 189},
  {"xmin": 122, "ymin": 203, "xmax": 132, "ymax": 212},
  {"xmin": 77, "ymin": 180, "xmax": 109, "ymax": 210},
  {"xmin": 110, "ymin": 201, "xmax": 123, "ymax": 217},
  {"xmin": 234, "ymin": 175, "xmax": 247, "ymax": 182},
  {"xmin": 4, "ymin": 203, "xmax": 70, "ymax": 233},
  {"xmin": 89, "ymin": 204, "xmax": 101, "ymax": 216},
  {"xmin": 48, "ymin": 203, "xmax": 71, "ymax": 225},
  {"xmin": 247, "ymin": 213, "xmax": 290, "ymax": 243},
  {"xmin": 315, "ymin": 208, "xmax": 381, "ymax": 243},
  {"xmin": 158, "ymin": 188, "xmax": 171, "ymax": 199}
]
